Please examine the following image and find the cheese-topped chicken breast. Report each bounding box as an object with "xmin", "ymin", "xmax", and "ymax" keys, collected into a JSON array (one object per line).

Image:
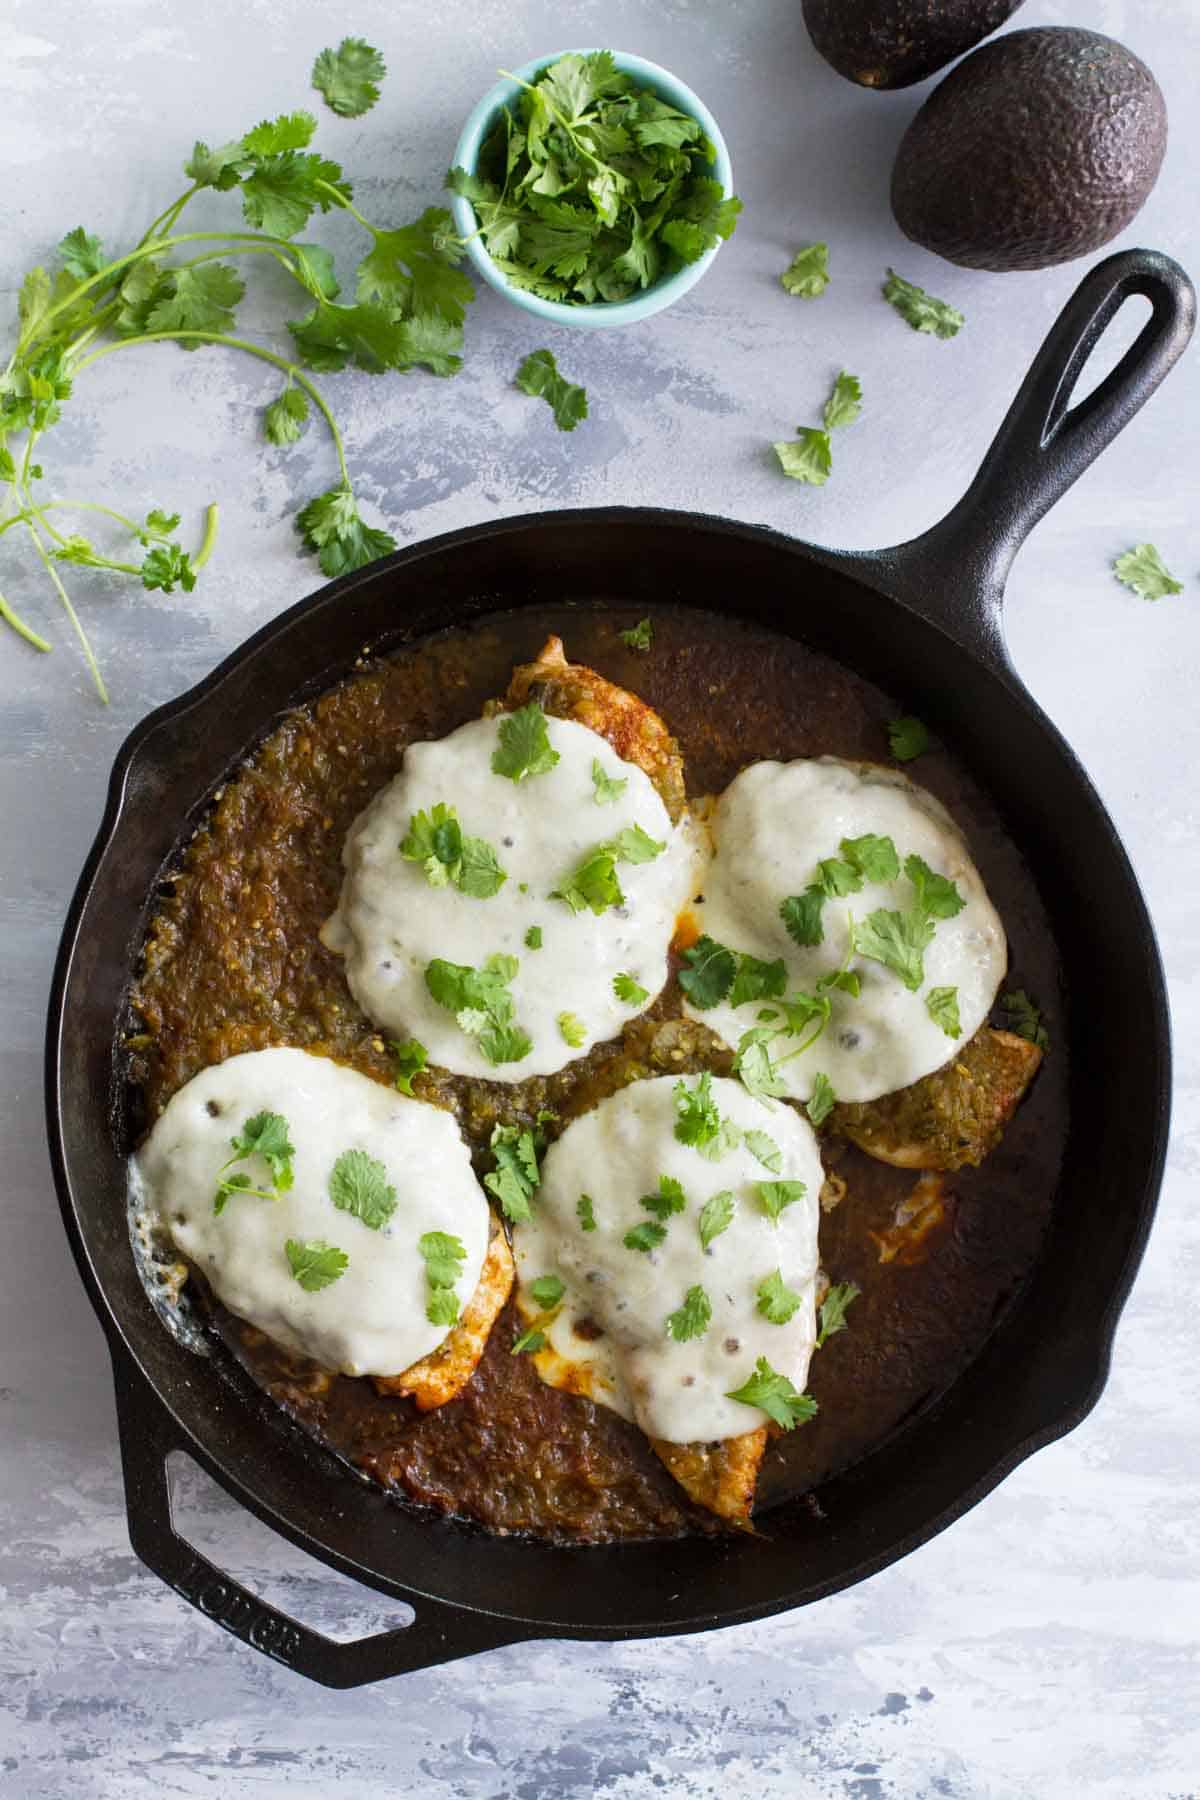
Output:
[
  {"xmin": 323, "ymin": 646, "xmax": 700, "ymax": 1081},
  {"xmin": 514, "ymin": 1073, "xmax": 824, "ymax": 1522},
  {"xmin": 682, "ymin": 758, "xmax": 1007, "ymax": 1106},
  {"xmin": 134, "ymin": 1048, "xmax": 492, "ymax": 1381}
]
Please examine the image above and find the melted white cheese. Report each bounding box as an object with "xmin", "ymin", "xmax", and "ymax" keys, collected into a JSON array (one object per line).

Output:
[
  {"xmin": 323, "ymin": 714, "xmax": 699, "ymax": 1081},
  {"xmin": 134, "ymin": 1048, "xmax": 489, "ymax": 1377},
  {"xmin": 684, "ymin": 758, "xmax": 1006, "ymax": 1104},
  {"xmin": 515, "ymin": 1075, "xmax": 823, "ymax": 1443}
]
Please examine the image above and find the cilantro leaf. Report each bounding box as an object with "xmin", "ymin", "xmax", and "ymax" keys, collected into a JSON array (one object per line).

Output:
[
  {"xmin": 853, "ymin": 907, "xmax": 934, "ymax": 992},
  {"xmin": 551, "ymin": 846, "xmax": 623, "ymax": 915},
  {"xmin": 516, "ymin": 349, "xmax": 588, "ymax": 431},
  {"xmin": 231, "ymin": 1111, "xmax": 294, "ymax": 1187},
  {"xmin": 618, "ymin": 617, "xmax": 653, "ymax": 651},
  {"xmin": 425, "ymin": 954, "xmax": 531, "ymax": 1066},
  {"xmin": 756, "ymin": 1268, "xmax": 803, "ymax": 1325},
  {"xmin": 774, "ymin": 427, "xmax": 832, "ymax": 486},
  {"xmin": 673, "ymin": 1071, "xmax": 740, "ymax": 1160},
  {"xmin": 1113, "ymin": 543, "xmax": 1184, "ymax": 601},
  {"xmin": 484, "ymin": 1122, "xmax": 542, "ymax": 1221},
  {"xmin": 419, "ymin": 1229, "xmax": 466, "ymax": 1323},
  {"xmin": 823, "ymin": 371, "xmax": 862, "ymax": 432},
  {"xmin": 728, "ymin": 952, "xmax": 788, "ymax": 1009},
  {"xmin": 726, "ymin": 1356, "xmax": 818, "ymax": 1429},
  {"xmin": 329, "ymin": 1148, "xmax": 397, "ymax": 1230},
  {"xmin": 558, "ymin": 1010, "xmax": 587, "ymax": 1048},
  {"xmin": 241, "ymin": 113, "xmax": 320, "ymax": 156},
  {"xmin": 841, "ymin": 833, "xmax": 900, "ymax": 884},
  {"xmin": 265, "ymin": 385, "xmax": 310, "ymax": 444},
  {"xmin": 883, "ymin": 269, "xmax": 964, "ymax": 339},
  {"xmin": 743, "ymin": 1129, "xmax": 782, "ymax": 1174},
  {"xmin": 391, "ymin": 1038, "xmax": 428, "ymax": 1095},
  {"xmin": 816, "ymin": 1281, "xmax": 860, "ymax": 1348},
  {"xmin": 640, "ymin": 1174, "xmax": 687, "ymax": 1221},
  {"xmin": 312, "ymin": 38, "xmax": 387, "ymax": 118},
  {"xmin": 806, "ymin": 1072, "xmax": 836, "ymax": 1127},
  {"xmin": 296, "ymin": 485, "xmax": 396, "ymax": 578},
  {"xmin": 184, "ymin": 138, "xmax": 248, "ymax": 190},
  {"xmin": 926, "ymin": 985, "xmax": 962, "ymax": 1039},
  {"xmin": 426, "ymin": 1288, "xmax": 461, "ymax": 1327},
  {"xmin": 491, "ymin": 701, "xmax": 560, "ymax": 782},
  {"xmin": 240, "ymin": 149, "xmax": 351, "ymax": 240},
  {"xmin": 613, "ymin": 972, "xmax": 649, "ymax": 1006},
  {"xmin": 734, "ymin": 1029, "xmax": 789, "ymax": 1101},
  {"xmin": 399, "ymin": 802, "xmax": 507, "ymax": 898},
  {"xmin": 511, "ymin": 1324, "xmax": 546, "ymax": 1354},
  {"xmin": 660, "ymin": 178, "xmax": 742, "ymax": 262},
  {"xmin": 623, "ymin": 1220, "xmax": 668, "ymax": 1253},
  {"xmin": 591, "ymin": 758, "xmax": 628, "ymax": 805},
  {"xmin": 286, "ymin": 1238, "xmax": 348, "ymax": 1291},
  {"xmin": 781, "ymin": 243, "xmax": 829, "ymax": 299},
  {"xmin": 678, "ymin": 935, "xmax": 736, "ymax": 1008},
  {"xmin": 577, "ymin": 1192, "xmax": 597, "ymax": 1232},
  {"xmin": 904, "ymin": 854, "xmax": 965, "ymax": 921},
  {"xmin": 665, "ymin": 1284, "xmax": 712, "ymax": 1342},
  {"xmin": 780, "ymin": 886, "xmax": 828, "ymax": 948},
  {"xmin": 605, "ymin": 823, "xmax": 665, "ymax": 864},
  {"xmin": 698, "ymin": 1189, "xmax": 736, "ymax": 1249},
  {"xmin": 57, "ymin": 227, "xmax": 107, "ymax": 282},
  {"xmin": 530, "ymin": 1273, "xmax": 565, "ymax": 1309},
  {"xmin": 525, "ymin": 925, "xmax": 543, "ymax": 950},
  {"xmin": 355, "ymin": 209, "xmax": 474, "ymax": 325},
  {"xmin": 140, "ymin": 543, "xmax": 196, "ymax": 595},
  {"xmin": 755, "ymin": 1179, "xmax": 806, "ymax": 1224},
  {"xmin": 999, "ymin": 989, "xmax": 1050, "ymax": 1050},
  {"xmin": 888, "ymin": 715, "xmax": 930, "ymax": 762},
  {"xmin": 146, "ymin": 263, "xmax": 245, "ymax": 337}
]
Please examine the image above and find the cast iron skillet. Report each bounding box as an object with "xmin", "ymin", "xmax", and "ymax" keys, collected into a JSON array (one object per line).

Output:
[{"xmin": 46, "ymin": 248, "xmax": 1194, "ymax": 1687}]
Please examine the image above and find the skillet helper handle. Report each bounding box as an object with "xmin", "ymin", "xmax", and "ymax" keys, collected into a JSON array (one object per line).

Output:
[
  {"xmin": 112, "ymin": 1354, "xmax": 520, "ymax": 1687},
  {"xmin": 884, "ymin": 248, "xmax": 1196, "ymax": 655}
]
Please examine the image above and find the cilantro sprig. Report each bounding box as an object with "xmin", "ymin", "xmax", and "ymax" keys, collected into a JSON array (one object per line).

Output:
[
  {"xmin": 665, "ymin": 1284, "xmax": 712, "ymax": 1343},
  {"xmin": 447, "ymin": 51, "xmax": 741, "ymax": 309},
  {"xmin": 399, "ymin": 801, "xmax": 507, "ymax": 898},
  {"xmin": 551, "ymin": 823, "xmax": 665, "ymax": 916},
  {"xmin": 213, "ymin": 1110, "xmax": 295, "ymax": 1214},
  {"xmin": 286, "ymin": 1238, "xmax": 348, "ymax": 1291},
  {"xmin": 419, "ymin": 1229, "xmax": 467, "ymax": 1327},
  {"xmin": 726, "ymin": 1356, "xmax": 817, "ymax": 1430},
  {"xmin": 484, "ymin": 1120, "xmax": 544, "ymax": 1221},
  {"xmin": 673, "ymin": 1070, "xmax": 741, "ymax": 1161},
  {"xmin": 425, "ymin": 953, "xmax": 532, "ymax": 1065},
  {"xmin": 2, "ymin": 82, "xmax": 475, "ymax": 699},
  {"xmin": 883, "ymin": 269, "xmax": 964, "ymax": 339},
  {"xmin": 999, "ymin": 989, "xmax": 1050, "ymax": 1050},
  {"xmin": 816, "ymin": 1282, "xmax": 860, "ymax": 1348}
]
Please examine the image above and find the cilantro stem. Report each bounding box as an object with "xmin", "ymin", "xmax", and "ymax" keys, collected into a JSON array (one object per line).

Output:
[
  {"xmin": 313, "ymin": 178, "xmax": 374, "ymax": 233},
  {"xmin": 138, "ymin": 185, "xmax": 200, "ymax": 250},
  {"xmin": 193, "ymin": 503, "xmax": 219, "ymax": 571},
  {"xmin": 0, "ymin": 586, "xmax": 51, "ymax": 653},
  {"xmin": 72, "ymin": 330, "xmax": 351, "ymax": 487},
  {"xmin": 20, "ymin": 514, "xmax": 108, "ymax": 703}
]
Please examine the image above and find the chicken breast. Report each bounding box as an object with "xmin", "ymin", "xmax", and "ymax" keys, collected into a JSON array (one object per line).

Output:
[{"xmin": 647, "ymin": 1428, "xmax": 768, "ymax": 1529}]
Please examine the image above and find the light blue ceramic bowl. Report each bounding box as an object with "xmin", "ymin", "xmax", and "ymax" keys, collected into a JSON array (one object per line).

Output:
[{"xmin": 448, "ymin": 49, "xmax": 735, "ymax": 330}]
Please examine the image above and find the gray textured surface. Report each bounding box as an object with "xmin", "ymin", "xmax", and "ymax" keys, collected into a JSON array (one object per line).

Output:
[{"xmin": 2, "ymin": 0, "xmax": 1198, "ymax": 1793}]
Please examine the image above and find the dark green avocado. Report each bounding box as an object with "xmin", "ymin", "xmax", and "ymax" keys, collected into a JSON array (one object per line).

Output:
[
  {"xmin": 801, "ymin": 0, "xmax": 1025, "ymax": 90},
  {"xmin": 890, "ymin": 27, "xmax": 1168, "ymax": 271}
]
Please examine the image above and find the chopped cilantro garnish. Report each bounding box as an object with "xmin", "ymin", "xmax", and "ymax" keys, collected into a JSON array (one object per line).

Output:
[
  {"xmin": 755, "ymin": 1179, "xmax": 807, "ymax": 1225},
  {"xmin": 665, "ymin": 1284, "xmax": 712, "ymax": 1343},
  {"xmin": 606, "ymin": 824, "xmax": 665, "ymax": 863},
  {"xmin": 756, "ymin": 1269, "xmax": 803, "ymax": 1325},
  {"xmin": 729, "ymin": 952, "xmax": 788, "ymax": 1009},
  {"xmin": 726, "ymin": 1356, "xmax": 818, "ymax": 1429},
  {"xmin": 551, "ymin": 825, "xmax": 664, "ymax": 915},
  {"xmin": 618, "ymin": 617, "xmax": 653, "ymax": 651},
  {"xmin": 806, "ymin": 1072, "xmax": 836, "ymax": 1127},
  {"xmin": 557, "ymin": 1011, "xmax": 587, "ymax": 1048},
  {"xmin": 418, "ymin": 1229, "xmax": 466, "ymax": 1292},
  {"xmin": 774, "ymin": 426, "xmax": 832, "ymax": 486},
  {"xmin": 816, "ymin": 1281, "xmax": 860, "ymax": 1348},
  {"xmin": 484, "ymin": 1122, "xmax": 542, "ymax": 1222},
  {"xmin": 1113, "ymin": 543, "xmax": 1184, "ymax": 601},
  {"xmin": 511, "ymin": 1323, "xmax": 546, "ymax": 1355},
  {"xmin": 678, "ymin": 935, "xmax": 736, "ymax": 1007},
  {"xmin": 515, "ymin": 349, "xmax": 588, "ymax": 431},
  {"xmin": 591, "ymin": 758, "xmax": 628, "ymax": 805},
  {"xmin": 823, "ymin": 371, "xmax": 862, "ymax": 432},
  {"xmin": 883, "ymin": 269, "xmax": 964, "ymax": 339},
  {"xmin": 328, "ymin": 1148, "xmax": 397, "ymax": 1230},
  {"xmin": 491, "ymin": 701, "xmax": 560, "ymax": 782},
  {"xmin": 399, "ymin": 801, "xmax": 507, "ymax": 898},
  {"xmin": 841, "ymin": 834, "xmax": 900, "ymax": 883},
  {"xmin": 742, "ymin": 1129, "xmax": 782, "ymax": 1174},
  {"xmin": 613, "ymin": 972, "xmax": 650, "ymax": 1007},
  {"xmin": 926, "ymin": 986, "xmax": 961, "ymax": 1039},
  {"xmin": 640, "ymin": 1174, "xmax": 687, "ymax": 1221},
  {"xmin": 734, "ymin": 1028, "xmax": 789, "ymax": 1101},
  {"xmin": 672, "ymin": 1070, "xmax": 741, "ymax": 1161},
  {"xmin": 524, "ymin": 925, "xmax": 543, "ymax": 950},
  {"xmin": 904, "ymin": 854, "xmax": 965, "ymax": 920},
  {"xmin": 853, "ymin": 907, "xmax": 934, "ymax": 993},
  {"xmin": 698, "ymin": 1189, "xmax": 736, "ymax": 1249},
  {"xmin": 888, "ymin": 715, "xmax": 930, "ymax": 762},
  {"xmin": 780, "ymin": 888, "xmax": 828, "ymax": 948},
  {"xmin": 311, "ymin": 37, "xmax": 387, "ymax": 117},
  {"xmin": 999, "ymin": 989, "xmax": 1050, "ymax": 1050},
  {"xmin": 530, "ymin": 1274, "xmax": 565, "ymax": 1309},
  {"xmin": 391, "ymin": 1037, "xmax": 428, "ymax": 1095},
  {"xmin": 213, "ymin": 1109, "xmax": 294, "ymax": 1214},
  {"xmin": 285, "ymin": 1238, "xmax": 348, "ymax": 1291},
  {"xmin": 576, "ymin": 1192, "xmax": 597, "ymax": 1232},
  {"xmin": 780, "ymin": 242, "xmax": 829, "ymax": 298},
  {"xmin": 424, "ymin": 953, "xmax": 531, "ymax": 1065},
  {"xmin": 623, "ymin": 1220, "xmax": 668, "ymax": 1254}
]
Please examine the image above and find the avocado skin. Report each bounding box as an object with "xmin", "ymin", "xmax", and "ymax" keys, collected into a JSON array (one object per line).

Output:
[
  {"xmin": 802, "ymin": 0, "xmax": 1026, "ymax": 91},
  {"xmin": 891, "ymin": 28, "xmax": 1168, "ymax": 272}
]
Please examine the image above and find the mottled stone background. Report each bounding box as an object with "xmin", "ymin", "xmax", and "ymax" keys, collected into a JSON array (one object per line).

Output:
[{"xmin": 1, "ymin": 0, "xmax": 1197, "ymax": 1794}]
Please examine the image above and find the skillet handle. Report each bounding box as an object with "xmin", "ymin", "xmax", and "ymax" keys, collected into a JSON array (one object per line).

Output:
[
  {"xmin": 877, "ymin": 248, "xmax": 1196, "ymax": 667},
  {"xmin": 112, "ymin": 1353, "xmax": 522, "ymax": 1687}
]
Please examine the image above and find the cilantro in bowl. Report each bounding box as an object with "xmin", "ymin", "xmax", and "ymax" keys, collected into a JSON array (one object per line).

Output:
[{"xmin": 447, "ymin": 50, "xmax": 741, "ymax": 307}]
